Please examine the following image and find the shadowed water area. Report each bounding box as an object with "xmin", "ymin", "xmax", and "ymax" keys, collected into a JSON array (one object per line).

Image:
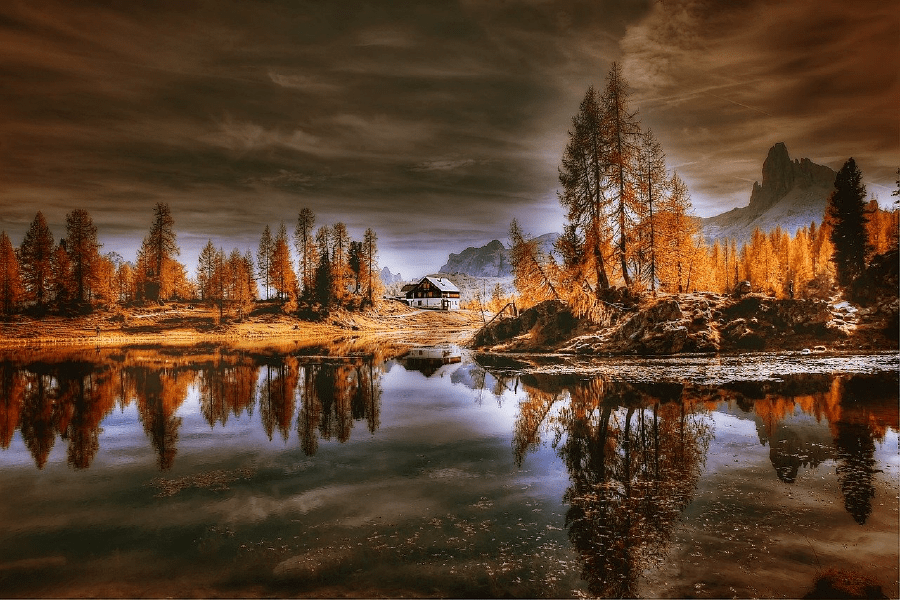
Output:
[{"xmin": 0, "ymin": 345, "xmax": 896, "ymax": 598}]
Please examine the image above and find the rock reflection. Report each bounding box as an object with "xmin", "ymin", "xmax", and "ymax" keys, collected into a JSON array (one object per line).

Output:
[
  {"xmin": 505, "ymin": 368, "xmax": 899, "ymax": 594},
  {"xmin": 0, "ymin": 342, "xmax": 388, "ymax": 470}
]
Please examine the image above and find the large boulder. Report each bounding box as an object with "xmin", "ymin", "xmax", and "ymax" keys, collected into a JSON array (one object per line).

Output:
[{"xmin": 609, "ymin": 298, "xmax": 688, "ymax": 354}]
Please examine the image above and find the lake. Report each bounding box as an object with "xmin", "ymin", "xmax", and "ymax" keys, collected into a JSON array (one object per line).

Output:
[{"xmin": 0, "ymin": 344, "xmax": 897, "ymax": 598}]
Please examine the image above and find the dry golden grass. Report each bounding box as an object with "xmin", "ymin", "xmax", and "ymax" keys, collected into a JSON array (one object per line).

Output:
[{"xmin": 0, "ymin": 300, "xmax": 483, "ymax": 350}]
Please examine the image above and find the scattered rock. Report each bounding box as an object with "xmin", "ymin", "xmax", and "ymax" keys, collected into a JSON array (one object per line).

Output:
[{"xmin": 471, "ymin": 291, "xmax": 891, "ymax": 355}]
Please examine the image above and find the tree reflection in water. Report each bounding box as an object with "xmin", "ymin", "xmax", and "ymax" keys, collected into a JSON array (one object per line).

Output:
[
  {"xmin": 506, "ymin": 368, "xmax": 898, "ymax": 595},
  {"xmin": 736, "ymin": 372, "xmax": 897, "ymax": 525},
  {"xmin": 131, "ymin": 365, "xmax": 190, "ymax": 470},
  {"xmin": 0, "ymin": 343, "xmax": 387, "ymax": 470},
  {"xmin": 513, "ymin": 374, "xmax": 713, "ymax": 597}
]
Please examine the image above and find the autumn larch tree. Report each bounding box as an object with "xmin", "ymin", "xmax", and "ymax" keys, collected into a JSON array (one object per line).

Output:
[
  {"xmin": 19, "ymin": 211, "xmax": 55, "ymax": 305},
  {"xmin": 115, "ymin": 262, "xmax": 135, "ymax": 303},
  {"xmin": 362, "ymin": 227, "xmax": 380, "ymax": 305},
  {"xmin": 313, "ymin": 226, "xmax": 333, "ymax": 309},
  {"xmin": 294, "ymin": 208, "xmax": 317, "ymax": 298},
  {"xmin": 348, "ymin": 240, "xmax": 363, "ymax": 294},
  {"xmin": 92, "ymin": 253, "xmax": 118, "ymax": 305},
  {"xmin": 509, "ymin": 219, "xmax": 559, "ymax": 308},
  {"xmin": 601, "ymin": 62, "xmax": 641, "ymax": 287},
  {"xmin": 554, "ymin": 223, "xmax": 595, "ymax": 314},
  {"xmin": 331, "ymin": 222, "xmax": 350, "ymax": 302},
  {"xmin": 64, "ymin": 209, "xmax": 101, "ymax": 303},
  {"xmin": 269, "ymin": 223, "xmax": 297, "ymax": 301},
  {"xmin": 226, "ymin": 248, "xmax": 255, "ymax": 319},
  {"xmin": 197, "ymin": 240, "xmax": 218, "ymax": 302},
  {"xmin": 634, "ymin": 128, "xmax": 669, "ymax": 292},
  {"xmin": 51, "ymin": 241, "xmax": 73, "ymax": 303},
  {"xmin": 826, "ymin": 158, "xmax": 870, "ymax": 288},
  {"xmin": 0, "ymin": 231, "xmax": 23, "ymax": 314},
  {"xmin": 558, "ymin": 85, "xmax": 611, "ymax": 292},
  {"xmin": 656, "ymin": 173, "xmax": 699, "ymax": 292}
]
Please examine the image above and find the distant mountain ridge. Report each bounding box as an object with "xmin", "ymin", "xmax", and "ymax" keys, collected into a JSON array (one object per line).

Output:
[
  {"xmin": 702, "ymin": 142, "xmax": 836, "ymax": 243},
  {"xmin": 439, "ymin": 233, "xmax": 559, "ymax": 277},
  {"xmin": 380, "ymin": 266, "xmax": 403, "ymax": 286}
]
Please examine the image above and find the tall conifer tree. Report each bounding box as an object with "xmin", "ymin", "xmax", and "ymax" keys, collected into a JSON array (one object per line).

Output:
[
  {"xmin": 294, "ymin": 208, "xmax": 317, "ymax": 297},
  {"xmin": 19, "ymin": 211, "xmax": 54, "ymax": 304},
  {"xmin": 257, "ymin": 225, "xmax": 273, "ymax": 300},
  {"xmin": 64, "ymin": 209, "xmax": 100, "ymax": 303},
  {"xmin": 139, "ymin": 203, "xmax": 179, "ymax": 300},
  {"xmin": 558, "ymin": 85, "xmax": 611, "ymax": 292},
  {"xmin": 602, "ymin": 62, "xmax": 641, "ymax": 286},
  {"xmin": 270, "ymin": 223, "xmax": 297, "ymax": 301},
  {"xmin": 363, "ymin": 228, "xmax": 379, "ymax": 304},
  {"xmin": 827, "ymin": 158, "xmax": 870, "ymax": 288}
]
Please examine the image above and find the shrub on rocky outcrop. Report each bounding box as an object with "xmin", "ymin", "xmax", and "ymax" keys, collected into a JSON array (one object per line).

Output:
[{"xmin": 471, "ymin": 299, "xmax": 579, "ymax": 348}]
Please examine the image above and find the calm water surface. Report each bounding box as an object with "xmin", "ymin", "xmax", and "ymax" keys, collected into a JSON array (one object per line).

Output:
[{"xmin": 0, "ymin": 345, "xmax": 897, "ymax": 598}]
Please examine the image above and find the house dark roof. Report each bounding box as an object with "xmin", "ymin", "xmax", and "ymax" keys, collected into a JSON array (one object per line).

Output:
[{"xmin": 421, "ymin": 276, "xmax": 459, "ymax": 293}]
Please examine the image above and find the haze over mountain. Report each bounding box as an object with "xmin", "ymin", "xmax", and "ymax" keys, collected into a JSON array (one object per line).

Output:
[{"xmin": 702, "ymin": 143, "xmax": 837, "ymax": 244}]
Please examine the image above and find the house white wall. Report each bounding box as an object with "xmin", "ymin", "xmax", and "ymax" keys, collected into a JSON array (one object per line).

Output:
[{"xmin": 408, "ymin": 297, "xmax": 459, "ymax": 310}]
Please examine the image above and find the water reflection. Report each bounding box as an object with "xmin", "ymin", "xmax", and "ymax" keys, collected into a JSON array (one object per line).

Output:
[
  {"xmin": 401, "ymin": 345, "xmax": 462, "ymax": 377},
  {"xmin": 0, "ymin": 344, "xmax": 389, "ymax": 470},
  {"xmin": 511, "ymin": 375, "xmax": 712, "ymax": 597},
  {"xmin": 501, "ymin": 367, "xmax": 898, "ymax": 595},
  {"xmin": 725, "ymin": 372, "xmax": 897, "ymax": 524}
]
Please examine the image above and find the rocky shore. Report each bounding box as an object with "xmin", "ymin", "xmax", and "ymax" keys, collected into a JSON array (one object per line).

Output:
[{"xmin": 470, "ymin": 291, "xmax": 898, "ymax": 355}]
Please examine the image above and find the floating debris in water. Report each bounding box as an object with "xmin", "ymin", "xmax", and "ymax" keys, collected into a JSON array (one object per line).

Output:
[{"xmin": 150, "ymin": 467, "xmax": 255, "ymax": 497}]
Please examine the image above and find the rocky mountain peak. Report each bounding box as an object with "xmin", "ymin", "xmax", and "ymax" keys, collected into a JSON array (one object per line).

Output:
[
  {"xmin": 749, "ymin": 143, "xmax": 836, "ymax": 213},
  {"xmin": 703, "ymin": 143, "xmax": 837, "ymax": 244},
  {"xmin": 754, "ymin": 142, "xmax": 793, "ymax": 207}
]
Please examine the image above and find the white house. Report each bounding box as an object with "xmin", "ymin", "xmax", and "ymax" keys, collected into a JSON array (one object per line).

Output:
[{"xmin": 404, "ymin": 276, "xmax": 460, "ymax": 310}]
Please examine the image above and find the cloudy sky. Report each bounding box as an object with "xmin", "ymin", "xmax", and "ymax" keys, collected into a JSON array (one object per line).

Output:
[{"xmin": 0, "ymin": 0, "xmax": 896, "ymax": 278}]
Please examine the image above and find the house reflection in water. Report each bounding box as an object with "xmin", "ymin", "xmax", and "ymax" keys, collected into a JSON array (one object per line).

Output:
[{"xmin": 402, "ymin": 346, "xmax": 462, "ymax": 377}]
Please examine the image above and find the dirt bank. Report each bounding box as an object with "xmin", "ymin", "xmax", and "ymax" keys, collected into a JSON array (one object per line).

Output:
[
  {"xmin": 471, "ymin": 292, "xmax": 899, "ymax": 355},
  {"xmin": 0, "ymin": 300, "xmax": 483, "ymax": 350}
]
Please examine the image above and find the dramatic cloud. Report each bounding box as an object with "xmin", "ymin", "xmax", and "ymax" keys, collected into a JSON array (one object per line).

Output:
[
  {"xmin": 0, "ymin": 0, "xmax": 895, "ymax": 277},
  {"xmin": 621, "ymin": 0, "xmax": 899, "ymax": 214}
]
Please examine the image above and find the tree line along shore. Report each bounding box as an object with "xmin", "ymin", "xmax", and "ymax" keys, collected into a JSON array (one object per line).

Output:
[{"xmin": 0, "ymin": 204, "xmax": 385, "ymax": 322}]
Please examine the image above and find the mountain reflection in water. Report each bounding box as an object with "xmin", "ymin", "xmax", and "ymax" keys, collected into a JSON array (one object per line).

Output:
[
  {"xmin": 0, "ymin": 343, "xmax": 389, "ymax": 470},
  {"xmin": 504, "ymin": 369, "xmax": 898, "ymax": 597}
]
